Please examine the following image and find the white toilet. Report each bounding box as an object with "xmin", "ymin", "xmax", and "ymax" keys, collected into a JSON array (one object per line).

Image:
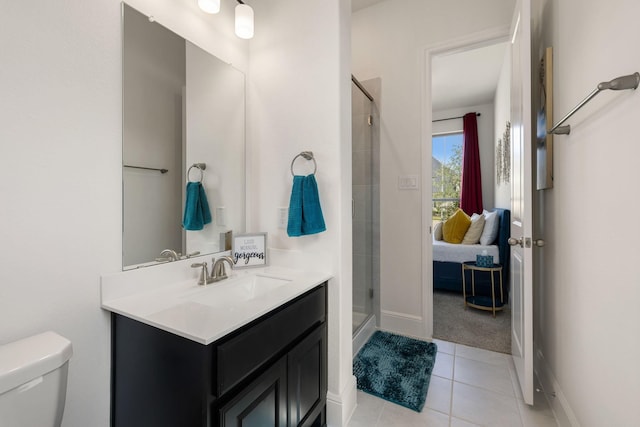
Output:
[{"xmin": 0, "ymin": 331, "xmax": 73, "ymax": 427}]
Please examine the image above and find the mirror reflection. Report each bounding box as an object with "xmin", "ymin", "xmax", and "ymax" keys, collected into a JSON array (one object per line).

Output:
[{"xmin": 122, "ymin": 3, "xmax": 246, "ymax": 269}]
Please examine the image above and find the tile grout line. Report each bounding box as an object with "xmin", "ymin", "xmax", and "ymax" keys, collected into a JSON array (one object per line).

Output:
[
  {"xmin": 452, "ymin": 371, "xmax": 517, "ymax": 398},
  {"xmin": 447, "ymin": 346, "xmax": 457, "ymax": 426}
]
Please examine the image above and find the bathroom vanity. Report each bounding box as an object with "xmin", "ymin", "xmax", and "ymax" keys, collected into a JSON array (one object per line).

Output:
[{"xmin": 102, "ymin": 266, "xmax": 330, "ymax": 427}]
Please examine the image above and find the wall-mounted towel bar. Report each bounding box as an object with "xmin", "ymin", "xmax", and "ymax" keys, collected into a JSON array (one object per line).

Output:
[
  {"xmin": 291, "ymin": 151, "xmax": 317, "ymax": 176},
  {"xmin": 433, "ymin": 112, "xmax": 481, "ymax": 123},
  {"xmin": 549, "ymin": 72, "xmax": 639, "ymax": 135},
  {"xmin": 124, "ymin": 165, "xmax": 168, "ymax": 173}
]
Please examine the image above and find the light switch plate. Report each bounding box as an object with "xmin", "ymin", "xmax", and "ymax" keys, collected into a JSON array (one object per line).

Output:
[
  {"xmin": 398, "ymin": 175, "xmax": 419, "ymax": 190},
  {"xmin": 278, "ymin": 207, "xmax": 288, "ymax": 229},
  {"xmin": 216, "ymin": 207, "xmax": 226, "ymax": 226}
]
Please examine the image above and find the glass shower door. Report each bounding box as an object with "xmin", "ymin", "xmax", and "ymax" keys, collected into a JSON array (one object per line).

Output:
[{"xmin": 352, "ymin": 80, "xmax": 374, "ymax": 334}]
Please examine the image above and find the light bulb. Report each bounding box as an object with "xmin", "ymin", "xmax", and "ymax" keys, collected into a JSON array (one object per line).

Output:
[
  {"xmin": 198, "ymin": 0, "xmax": 220, "ymax": 14},
  {"xmin": 235, "ymin": 4, "xmax": 254, "ymax": 39}
]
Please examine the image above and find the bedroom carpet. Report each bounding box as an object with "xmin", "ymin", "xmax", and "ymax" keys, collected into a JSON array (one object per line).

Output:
[
  {"xmin": 353, "ymin": 331, "xmax": 437, "ymax": 412},
  {"xmin": 433, "ymin": 290, "xmax": 511, "ymax": 354}
]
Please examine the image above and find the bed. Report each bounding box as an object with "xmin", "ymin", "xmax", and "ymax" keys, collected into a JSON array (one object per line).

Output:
[{"xmin": 433, "ymin": 208, "xmax": 511, "ymax": 297}]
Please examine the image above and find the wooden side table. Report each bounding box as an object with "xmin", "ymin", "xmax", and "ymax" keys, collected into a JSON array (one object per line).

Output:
[{"xmin": 461, "ymin": 262, "xmax": 504, "ymax": 317}]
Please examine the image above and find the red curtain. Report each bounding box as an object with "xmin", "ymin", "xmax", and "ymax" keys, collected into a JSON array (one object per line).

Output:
[{"xmin": 460, "ymin": 113, "xmax": 483, "ymax": 215}]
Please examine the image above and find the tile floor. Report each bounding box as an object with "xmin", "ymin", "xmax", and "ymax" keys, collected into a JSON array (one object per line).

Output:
[{"xmin": 347, "ymin": 339, "xmax": 558, "ymax": 427}]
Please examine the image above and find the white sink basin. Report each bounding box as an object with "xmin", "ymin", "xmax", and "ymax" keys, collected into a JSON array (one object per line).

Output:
[{"xmin": 189, "ymin": 274, "xmax": 292, "ymax": 306}]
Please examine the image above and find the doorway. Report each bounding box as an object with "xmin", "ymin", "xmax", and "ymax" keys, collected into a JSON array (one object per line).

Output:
[{"xmin": 427, "ymin": 37, "xmax": 513, "ymax": 354}]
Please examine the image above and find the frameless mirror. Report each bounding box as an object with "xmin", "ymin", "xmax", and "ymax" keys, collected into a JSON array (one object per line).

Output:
[{"xmin": 122, "ymin": 3, "xmax": 246, "ymax": 269}]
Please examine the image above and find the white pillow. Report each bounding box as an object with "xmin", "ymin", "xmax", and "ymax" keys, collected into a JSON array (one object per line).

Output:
[
  {"xmin": 433, "ymin": 222, "xmax": 443, "ymax": 241},
  {"xmin": 479, "ymin": 209, "xmax": 500, "ymax": 245},
  {"xmin": 462, "ymin": 214, "xmax": 485, "ymax": 244}
]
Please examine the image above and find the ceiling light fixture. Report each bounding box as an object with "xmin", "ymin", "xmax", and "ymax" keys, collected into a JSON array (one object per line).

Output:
[
  {"xmin": 198, "ymin": 0, "xmax": 221, "ymax": 14},
  {"xmin": 235, "ymin": 0, "xmax": 254, "ymax": 39}
]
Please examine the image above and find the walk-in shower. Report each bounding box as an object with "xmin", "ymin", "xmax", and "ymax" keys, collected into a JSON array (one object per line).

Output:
[{"xmin": 351, "ymin": 75, "xmax": 380, "ymax": 351}]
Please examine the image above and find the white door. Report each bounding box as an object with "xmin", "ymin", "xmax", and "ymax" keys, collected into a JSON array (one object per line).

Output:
[{"xmin": 509, "ymin": 0, "xmax": 535, "ymax": 405}]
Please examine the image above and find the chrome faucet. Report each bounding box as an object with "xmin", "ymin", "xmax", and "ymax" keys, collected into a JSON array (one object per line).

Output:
[
  {"xmin": 211, "ymin": 256, "xmax": 235, "ymax": 282},
  {"xmin": 158, "ymin": 249, "xmax": 180, "ymax": 262},
  {"xmin": 156, "ymin": 249, "xmax": 200, "ymax": 263},
  {"xmin": 191, "ymin": 256, "xmax": 234, "ymax": 286}
]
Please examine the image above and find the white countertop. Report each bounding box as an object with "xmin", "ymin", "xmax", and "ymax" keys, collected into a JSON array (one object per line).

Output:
[{"xmin": 101, "ymin": 266, "xmax": 331, "ymax": 345}]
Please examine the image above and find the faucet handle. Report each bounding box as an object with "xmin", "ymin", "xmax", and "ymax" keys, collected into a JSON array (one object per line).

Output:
[{"xmin": 191, "ymin": 262, "xmax": 208, "ymax": 286}]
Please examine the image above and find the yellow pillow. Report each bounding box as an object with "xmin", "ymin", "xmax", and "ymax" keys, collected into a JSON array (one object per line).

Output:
[{"xmin": 442, "ymin": 209, "xmax": 471, "ymax": 244}]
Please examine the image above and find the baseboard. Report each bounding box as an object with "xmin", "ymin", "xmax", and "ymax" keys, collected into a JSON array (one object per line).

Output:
[
  {"xmin": 380, "ymin": 310, "xmax": 425, "ymax": 339},
  {"xmin": 326, "ymin": 374, "xmax": 358, "ymax": 427},
  {"xmin": 534, "ymin": 344, "xmax": 580, "ymax": 427},
  {"xmin": 352, "ymin": 315, "xmax": 376, "ymax": 357}
]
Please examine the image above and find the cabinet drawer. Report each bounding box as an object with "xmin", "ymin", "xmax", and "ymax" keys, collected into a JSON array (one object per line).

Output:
[{"xmin": 216, "ymin": 284, "xmax": 326, "ymax": 396}]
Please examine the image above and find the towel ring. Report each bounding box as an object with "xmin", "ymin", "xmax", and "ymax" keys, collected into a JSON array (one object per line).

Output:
[
  {"xmin": 290, "ymin": 151, "xmax": 317, "ymax": 176},
  {"xmin": 187, "ymin": 163, "xmax": 206, "ymax": 183}
]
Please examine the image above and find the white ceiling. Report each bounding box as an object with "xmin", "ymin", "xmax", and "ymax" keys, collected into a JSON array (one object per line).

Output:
[
  {"xmin": 431, "ymin": 42, "xmax": 509, "ymax": 112},
  {"xmin": 351, "ymin": 1, "xmax": 509, "ymax": 113}
]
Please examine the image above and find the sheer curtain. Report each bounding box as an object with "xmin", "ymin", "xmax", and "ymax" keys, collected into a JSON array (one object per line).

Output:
[{"xmin": 460, "ymin": 112, "xmax": 483, "ymax": 215}]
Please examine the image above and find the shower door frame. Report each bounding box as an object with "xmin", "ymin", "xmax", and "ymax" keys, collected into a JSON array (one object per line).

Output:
[{"xmin": 351, "ymin": 75, "xmax": 379, "ymax": 336}]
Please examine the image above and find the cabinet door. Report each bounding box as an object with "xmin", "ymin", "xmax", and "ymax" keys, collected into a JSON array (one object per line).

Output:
[
  {"xmin": 218, "ymin": 358, "xmax": 287, "ymax": 427},
  {"xmin": 112, "ymin": 314, "xmax": 209, "ymax": 427},
  {"xmin": 287, "ymin": 323, "xmax": 327, "ymax": 427}
]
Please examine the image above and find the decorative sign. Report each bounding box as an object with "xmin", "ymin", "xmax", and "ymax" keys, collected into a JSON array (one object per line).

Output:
[{"xmin": 232, "ymin": 233, "xmax": 267, "ymax": 268}]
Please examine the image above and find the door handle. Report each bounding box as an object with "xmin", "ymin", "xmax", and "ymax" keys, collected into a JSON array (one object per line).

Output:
[
  {"xmin": 533, "ymin": 239, "xmax": 545, "ymax": 247},
  {"xmin": 508, "ymin": 237, "xmax": 523, "ymax": 247},
  {"xmin": 508, "ymin": 237, "xmax": 545, "ymax": 248}
]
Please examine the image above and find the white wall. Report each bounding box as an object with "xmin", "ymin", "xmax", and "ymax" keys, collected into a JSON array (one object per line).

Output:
[
  {"xmin": 433, "ymin": 103, "xmax": 496, "ymax": 210},
  {"xmin": 0, "ymin": 1, "xmax": 247, "ymax": 426},
  {"xmin": 534, "ymin": 0, "xmax": 640, "ymax": 425},
  {"xmin": 494, "ymin": 46, "xmax": 511, "ymax": 209},
  {"xmin": 352, "ymin": 0, "xmax": 514, "ymax": 337},
  {"xmin": 247, "ymin": 0, "xmax": 355, "ymax": 425}
]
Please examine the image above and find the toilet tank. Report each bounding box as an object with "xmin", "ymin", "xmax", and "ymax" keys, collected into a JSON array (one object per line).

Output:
[{"xmin": 0, "ymin": 331, "xmax": 73, "ymax": 427}]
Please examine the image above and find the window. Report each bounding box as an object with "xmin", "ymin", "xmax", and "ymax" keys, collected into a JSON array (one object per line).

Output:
[{"xmin": 432, "ymin": 132, "xmax": 463, "ymax": 222}]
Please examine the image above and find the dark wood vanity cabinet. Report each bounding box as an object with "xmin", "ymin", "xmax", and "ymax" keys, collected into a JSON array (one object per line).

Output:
[{"xmin": 111, "ymin": 283, "xmax": 327, "ymax": 427}]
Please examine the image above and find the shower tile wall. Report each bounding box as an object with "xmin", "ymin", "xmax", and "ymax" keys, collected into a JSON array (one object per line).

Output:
[{"xmin": 352, "ymin": 78, "xmax": 380, "ymax": 333}]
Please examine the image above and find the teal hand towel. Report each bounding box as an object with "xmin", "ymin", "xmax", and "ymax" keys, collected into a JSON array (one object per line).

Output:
[
  {"xmin": 287, "ymin": 174, "xmax": 326, "ymax": 237},
  {"xmin": 287, "ymin": 176, "xmax": 304, "ymax": 236},
  {"xmin": 182, "ymin": 182, "xmax": 212, "ymax": 231}
]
